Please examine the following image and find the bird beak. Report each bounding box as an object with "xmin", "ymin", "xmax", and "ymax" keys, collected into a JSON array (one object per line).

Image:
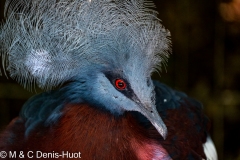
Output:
[{"xmin": 137, "ymin": 102, "xmax": 167, "ymax": 139}]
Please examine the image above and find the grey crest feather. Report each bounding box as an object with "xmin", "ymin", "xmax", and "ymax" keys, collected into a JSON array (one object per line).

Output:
[{"xmin": 0, "ymin": 0, "xmax": 171, "ymax": 89}]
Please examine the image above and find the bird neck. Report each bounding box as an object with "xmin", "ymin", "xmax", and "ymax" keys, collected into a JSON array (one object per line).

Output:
[{"xmin": 44, "ymin": 103, "xmax": 169, "ymax": 160}]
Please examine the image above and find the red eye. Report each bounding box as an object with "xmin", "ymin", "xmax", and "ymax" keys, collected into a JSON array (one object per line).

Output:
[{"xmin": 115, "ymin": 79, "xmax": 126, "ymax": 90}]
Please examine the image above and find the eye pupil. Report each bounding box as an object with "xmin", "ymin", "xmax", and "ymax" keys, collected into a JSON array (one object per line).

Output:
[
  {"xmin": 118, "ymin": 82, "xmax": 124, "ymax": 87},
  {"xmin": 115, "ymin": 79, "xmax": 126, "ymax": 90}
]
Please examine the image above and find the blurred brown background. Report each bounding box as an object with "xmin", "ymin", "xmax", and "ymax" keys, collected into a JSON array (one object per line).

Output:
[{"xmin": 0, "ymin": 0, "xmax": 240, "ymax": 159}]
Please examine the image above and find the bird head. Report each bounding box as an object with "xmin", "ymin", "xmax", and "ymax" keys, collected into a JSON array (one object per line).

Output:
[{"xmin": 0, "ymin": 0, "xmax": 171, "ymax": 139}]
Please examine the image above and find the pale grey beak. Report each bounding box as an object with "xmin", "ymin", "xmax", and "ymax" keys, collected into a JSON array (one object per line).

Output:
[{"xmin": 136, "ymin": 102, "xmax": 167, "ymax": 139}]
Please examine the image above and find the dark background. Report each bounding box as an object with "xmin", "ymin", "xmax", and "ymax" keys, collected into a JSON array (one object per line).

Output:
[{"xmin": 0, "ymin": 0, "xmax": 240, "ymax": 159}]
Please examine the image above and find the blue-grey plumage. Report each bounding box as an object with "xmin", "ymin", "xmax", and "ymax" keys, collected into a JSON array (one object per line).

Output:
[{"xmin": 0, "ymin": 0, "xmax": 171, "ymax": 139}]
